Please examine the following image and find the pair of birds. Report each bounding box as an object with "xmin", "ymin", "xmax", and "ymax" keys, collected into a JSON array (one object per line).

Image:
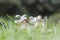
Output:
[{"xmin": 14, "ymin": 14, "xmax": 47, "ymax": 27}]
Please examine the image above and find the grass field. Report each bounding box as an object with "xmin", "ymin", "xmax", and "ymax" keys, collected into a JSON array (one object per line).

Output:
[{"xmin": 0, "ymin": 15, "xmax": 60, "ymax": 40}]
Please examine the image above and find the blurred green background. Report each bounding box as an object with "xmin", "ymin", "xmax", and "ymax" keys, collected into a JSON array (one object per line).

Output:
[{"xmin": 0, "ymin": 0, "xmax": 60, "ymax": 19}]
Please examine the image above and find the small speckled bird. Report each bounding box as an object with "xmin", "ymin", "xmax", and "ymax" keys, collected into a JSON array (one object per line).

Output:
[{"xmin": 14, "ymin": 14, "xmax": 28, "ymax": 27}]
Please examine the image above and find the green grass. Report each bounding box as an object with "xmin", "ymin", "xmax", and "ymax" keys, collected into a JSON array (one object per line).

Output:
[{"xmin": 0, "ymin": 15, "xmax": 60, "ymax": 40}]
